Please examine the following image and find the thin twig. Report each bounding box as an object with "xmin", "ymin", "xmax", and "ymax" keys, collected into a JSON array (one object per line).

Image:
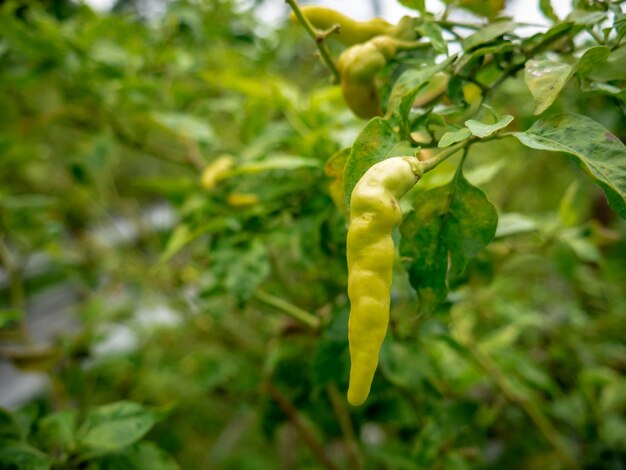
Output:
[
  {"xmin": 327, "ymin": 384, "xmax": 362, "ymax": 470},
  {"xmin": 263, "ymin": 381, "xmax": 340, "ymax": 470},
  {"xmin": 468, "ymin": 343, "xmax": 578, "ymax": 470},
  {"xmin": 452, "ymin": 307, "xmax": 577, "ymax": 470},
  {"xmin": 0, "ymin": 237, "xmax": 25, "ymax": 312},
  {"xmin": 286, "ymin": 0, "xmax": 340, "ymax": 82},
  {"xmin": 420, "ymin": 139, "xmax": 473, "ymax": 173},
  {"xmin": 253, "ymin": 290, "xmax": 320, "ymax": 329}
]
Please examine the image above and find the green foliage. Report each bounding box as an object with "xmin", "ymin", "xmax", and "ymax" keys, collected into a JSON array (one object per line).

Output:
[{"xmin": 0, "ymin": 0, "xmax": 625, "ymax": 468}]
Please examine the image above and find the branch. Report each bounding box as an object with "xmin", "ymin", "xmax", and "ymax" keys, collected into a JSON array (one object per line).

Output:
[
  {"xmin": 263, "ymin": 381, "xmax": 339, "ymax": 470},
  {"xmin": 420, "ymin": 139, "xmax": 473, "ymax": 173},
  {"xmin": 327, "ymin": 384, "xmax": 362, "ymax": 470},
  {"xmin": 253, "ymin": 290, "xmax": 320, "ymax": 329},
  {"xmin": 0, "ymin": 237, "xmax": 24, "ymax": 311},
  {"xmin": 286, "ymin": 0, "xmax": 340, "ymax": 83},
  {"xmin": 452, "ymin": 308, "xmax": 578, "ymax": 470}
]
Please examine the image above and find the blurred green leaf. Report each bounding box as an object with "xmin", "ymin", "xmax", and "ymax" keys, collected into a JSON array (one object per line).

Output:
[
  {"xmin": 419, "ymin": 22, "xmax": 447, "ymax": 55},
  {"xmin": 539, "ymin": 0, "xmax": 559, "ymax": 22},
  {"xmin": 463, "ymin": 21, "xmax": 515, "ymax": 51},
  {"xmin": 0, "ymin": 409, "xmax": 22, "ymax": 445},
  {"xmin": 398, "ymin": 0, "xmax": 425, "ymax": 13},
  {"xmin": 88, "ymin": 442, "xmax": 178, "ymax": 470},
  {"xmin": 79, "ymin": 402, "xmax": 156, "ymax": 452},
  {"xmin": 0, "ymin": 444, "xmax": 51, "ymax": 470},
  {"xmin": 151, "ymin": 112, "xmax": 215, "ymax": 144},
  {"xmin": 445, "ymin": 0, "xmax": 506, "ymax": 18},
  {"xmin": 36, "ymin": 410, "xmax": 76, "ymax": 456}
]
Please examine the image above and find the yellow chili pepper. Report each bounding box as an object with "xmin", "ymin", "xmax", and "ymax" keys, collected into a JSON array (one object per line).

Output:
[{"xmin": 347, "ymin": 156, "xmax": 422, "ymax": 406}]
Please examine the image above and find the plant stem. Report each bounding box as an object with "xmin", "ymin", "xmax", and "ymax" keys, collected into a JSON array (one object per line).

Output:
[
  {"xmin": 0, "ymin": 237, "xmax": 25, "ymax": 311},
  {"xmin": 468, "ymin": 343, "xmax": 578, "ymax": 469},
  {"xmin": 420, "ymin": 139, "xmax": 473, "ymax": 173},
  {"xmin": 286, "ymin": 0, "xmax": 340, "ymax": 83},
  {"xmin": 263, "ymin": 381, "xmax": 339, "ymax": 470},
  {"xmin": 327, "ymin": 384, "xmax": 362, "ymax": 470},
  {"xmin": 451, "ymin": 307, "xmax": 579, "ymax": 470},
  {"xmin": 253, "ymin": 289, "xmax": 320, "ymax": 329}
]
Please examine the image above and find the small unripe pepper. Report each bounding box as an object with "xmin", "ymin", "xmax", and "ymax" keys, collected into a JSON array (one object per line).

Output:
[
  {"xmin": 293, "ymin": 6, "xmax": 416, "ymax": 46},
  {"xmin": 347, "ymin": 156, "xmax": 422, "ymax": 406},
  {"xmin": 201, "ymin": 155, "xmax": 234, "ymax": 190},
  {"xmin": 338, "ymin": 36, "xmax": 409, "ymax": 119}
]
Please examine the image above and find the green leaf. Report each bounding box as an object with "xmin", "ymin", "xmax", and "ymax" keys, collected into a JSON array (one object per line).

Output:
[
  {"xmin": 558, "ymin": 181, "xmax": 585, "ymax": 227},
  {"xmin": 588, "ymin": 45, "xmax": 626, "ymax": 81},
  {"xmin": 419, "ymin": 22, "xmax": 447, "ymax": 55},
  {"xmin": 400, "ymin": 173, "xmax": 498, "ymax": 302},
  {"xmin": 151, "ymin": 112, "xmax": 215, "ymax": 144},
  {"xmin": 462, "ymin": 21, "xmax": 515, "ymax": 51},
  {"xmin": 386, "ymin": 56, "xmax": 456, "ymax": 126},
  {"xmin": 0, "ymin": 409, "xmax": 22, "ymax": 444},
  {"xmin": 343, "ymin": 118, "xmax": 412, "ymax": 205},
  {"xmin": 36, "ymin": 410, "xmax": 77, "ymax": 455},
  {"xmin": 220, "ymin": 239, "xmax": 271, "ymax": 303},
  {"xmin": 522, "ymin": 22, "xmax": 573, "ymax": 52},
  {"xmin": 524, "ymin": 59, "xmax": 575, "ymax": 115},
  {"xmin": 539, "ymin": 0, "xmax": 559, "ymax": 22},
  {"xmin": 455, "ymin": 42, "xmax": 514, "ymax": 71},
  {"xmin": 495, "ymin": 213, "xmax": 538, "ymax": 238},
  {"xmin": 157, "ymin": 218, "xmax": 235, "ymax": 266},
  {"xmin": 79, "ymin": 401, "xmax": 156, "ymax": 452},
  {"xmin": 398, "ymin": 0, "xmax": 425, "ymax": 12},
  {"xmin": 567, "ymin": 10, "xmax": 607, "ymax": 25},
  {"xmin": 438, "ymin": 128, "xmax": 472, "ymax": 148},
  {"xmin": 580, "ymin": 82, "xmax": 626, "ymax": 104},
  {"xmin": 465, "ymin": 115, "xmax": 513, "ymax": 138},
  {"xmin": 0, "ymin": 444, "xmax": 51, "ymax": 470},
  {"xmin": 90, "ymin": 442, "xmax": 178, "ymax": 470},
  {"xmin": 0, "ymin": 310, "xmax": 23, "ymax": 331},
  {"xmin": 311, "ymin": 337, "xmax": 349, "ymax": 388},
  {"xmin": 380, "ymin": 340, "xmax": 431, "ymax": 388},
  {"xmin": 444, "ymin": 0, "xmax": 506, "ymax": 18},
  {"xmin": 576, "ymin": 46, "xmax": 611, "ymax": 78},
  {"xmin": 513, "ymin": 114, "xmax": 626, "ymax": 219}
]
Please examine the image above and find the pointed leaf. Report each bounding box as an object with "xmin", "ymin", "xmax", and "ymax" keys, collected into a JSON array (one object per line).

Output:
[
  {"xmin": 343, "ymin": 118, "xmax": 412, "ymax": 204},
  {"xmin": 567, "ymin": 10, "xmax": 607, "ymax": 25},
  {"xmin": 463, "ymin": 21, "xmax": 515, "ymax": 51},
  {"xmin": 513, "ymin": 114, "xmax": 626, "ymax": 219},
  {"xmin": 438, "ymin": 128, "xmax": 472, "ymax": 148},
  {"xmin": 419, "ymin": 22, "xmax": 447, "ymax": 55},
  {"xmin": 399, "ymin": 0, "xmax": 425, "ymax": 12},
  {"xmin": 524, "ymin": 59, "xmax": 575, "ymax": 115},
  {"xmin": 539, "ymin": 0, "xmax": 559, "ymax": 22},
  {"xmin": 0, "ymin": 444, "xmax": 52, "ymax": 470},
  {"xmin": 465, "ymin": 115, "xmax": 514, "ymax": 138},
  {"xmin": 444, "ymin": 0, "xmax": 506, "ymax": 18},
  {"xmin": 576, "ymin": 46, "xmax": 611, "ymax": 78},
  {"xmin": 79, "ymin": 401, "xmax": 156, "ymax": 452},
  {"xmin": 588, "ymin": 45, "xmax": 626, "ymax": 81},
  {"xmin": 387, "ymin": 56, "xmax": 456, "ymax": 126}
]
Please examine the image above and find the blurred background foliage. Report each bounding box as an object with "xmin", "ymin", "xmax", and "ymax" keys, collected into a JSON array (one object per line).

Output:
[{"xmin": 0, "ymin": 0, "xmax": 625, "ymax": 469}]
